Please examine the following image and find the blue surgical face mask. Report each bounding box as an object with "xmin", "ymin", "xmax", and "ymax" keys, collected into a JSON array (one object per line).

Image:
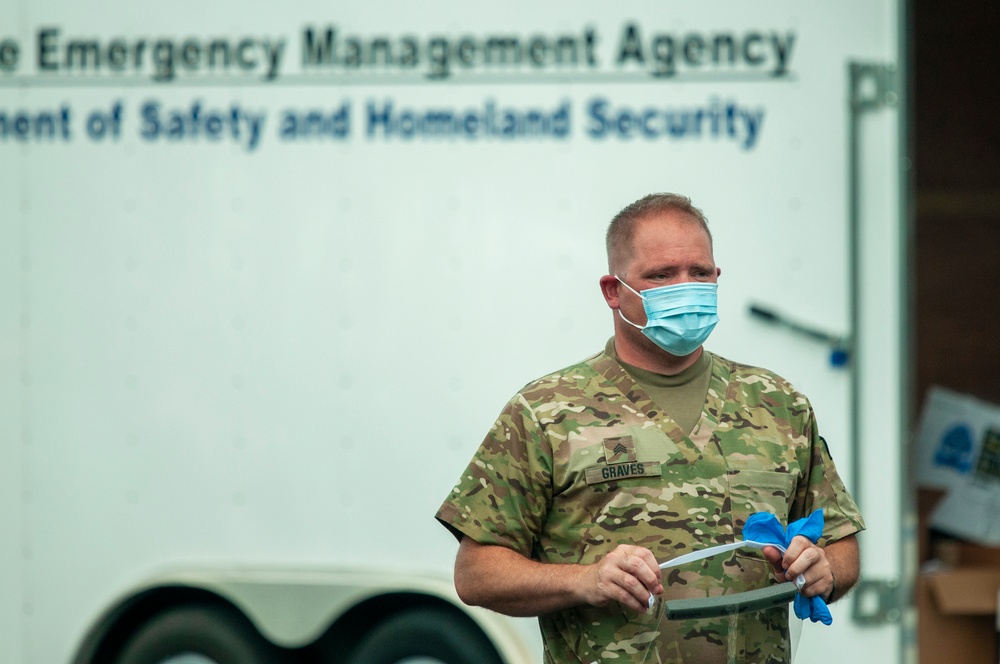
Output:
[{"xmin": 616, "ymin": 276, "xmax": 719, "ymax": 357}]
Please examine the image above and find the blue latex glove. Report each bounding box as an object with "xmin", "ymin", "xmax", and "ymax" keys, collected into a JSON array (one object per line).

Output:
[{"xmin": 743, "ymin": 509, "xmax": 833, "ymax": 625}]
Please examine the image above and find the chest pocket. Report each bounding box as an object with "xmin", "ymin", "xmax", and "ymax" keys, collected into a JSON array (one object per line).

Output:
[{"xmin": 727, "ymin": 469, "xmax": 797, "ymax": 559}]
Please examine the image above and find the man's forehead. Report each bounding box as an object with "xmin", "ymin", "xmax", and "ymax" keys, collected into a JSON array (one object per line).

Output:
[
  {"xmin": 632, "ymin": 210, "xmax": 713, "ymax": 245},
  {"xmin": 635, "ymin": 208, "xmax": 702, "ymax": 229}
]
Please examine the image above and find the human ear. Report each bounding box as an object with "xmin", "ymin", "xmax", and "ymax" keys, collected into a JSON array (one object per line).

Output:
[{"xmin": 599, "ymin": 275, "xmax": 621, "ymax": 309}]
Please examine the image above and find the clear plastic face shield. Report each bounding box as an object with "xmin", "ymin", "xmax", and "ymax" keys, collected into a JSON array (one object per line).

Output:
[
  {"xmin": 581, "ymin": 585, "xmax": 803, "ymax": 664},
  {"xmin": 624, "ymin": 584, "xmax": 802, "ymax": 664},
  {"xmin": 578, "ymin": 540, "xmax": 806, "ymax": 663}
]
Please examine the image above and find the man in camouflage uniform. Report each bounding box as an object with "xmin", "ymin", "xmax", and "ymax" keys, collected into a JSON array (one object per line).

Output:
[{"xmin": 436, "ymin": 194, "xmax": 864, "ymax": 663}]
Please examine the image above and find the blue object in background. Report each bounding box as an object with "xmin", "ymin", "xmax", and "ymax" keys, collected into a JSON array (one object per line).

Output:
[{"xmin": 933, "ymin": 423, "xmax": 975, "ymax": 474}]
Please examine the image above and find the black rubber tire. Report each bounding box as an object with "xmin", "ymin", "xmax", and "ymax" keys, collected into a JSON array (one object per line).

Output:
[
  {"xmin": 115, "ymin": 603, "xmax": 287, "ymax": 664},
  {"xmin": 345, "ymin": 606, "xmax": 503, "ymax": 664}
]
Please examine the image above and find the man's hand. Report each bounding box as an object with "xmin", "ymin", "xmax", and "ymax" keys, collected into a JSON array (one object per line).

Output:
[
  {"xmin": 761, "ymin": 534, "xmax": 859, "ymax": 603},
  {"xmin": 454, "ymin": 537, "xmax": 662, "ymax": 617},
  {"xmin": 580, "ymin": 544, "xmax": 664, "ymax": 613}
]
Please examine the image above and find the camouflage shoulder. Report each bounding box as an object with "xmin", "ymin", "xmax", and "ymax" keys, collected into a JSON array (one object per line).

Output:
[
  {"xmin": 516, "ymin": 350, "xmax": 606, "ymax": 398},
  {"xmin": 708, "ymin": 351, "xmax": 810, "ymax": 405}
]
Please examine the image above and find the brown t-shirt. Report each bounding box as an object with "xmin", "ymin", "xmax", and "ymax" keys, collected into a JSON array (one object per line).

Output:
[{"xmin": 606, "ymin": 337, "xmax": 713, "ymax": 437}]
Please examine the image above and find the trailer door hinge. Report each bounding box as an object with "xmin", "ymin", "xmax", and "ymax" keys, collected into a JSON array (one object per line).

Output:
[
  {"xmin": 852, "ymin": 577, "xmax": 902, "ymax": 625},
  {"xmin": 850, "ymin": 62, "xmax": 899, "ymax": 112}
]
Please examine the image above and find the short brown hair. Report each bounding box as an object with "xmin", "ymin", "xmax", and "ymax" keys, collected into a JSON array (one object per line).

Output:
[{"xmin": 605, "ymin": 193, "xmax": 712, "ymax": 275}]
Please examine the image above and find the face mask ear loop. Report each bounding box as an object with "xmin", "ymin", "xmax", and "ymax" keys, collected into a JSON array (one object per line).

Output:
[
  {"xmin": 614, "ymin": 275, "xmax": 646, "ymax": 330},
  {"xmin": 615, "ymin": 275, "xmax": 643, "ymax": 298},
  {"xmin": 617, "ymin": 309, "xmax": 644, "ymax": 330}
]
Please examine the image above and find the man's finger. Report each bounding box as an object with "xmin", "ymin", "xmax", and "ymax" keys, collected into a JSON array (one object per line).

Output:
[
  {"xmin": 784, "ymin": 544, "xmax": 823, "ymax": 580},
  {"xmin": 612, "ymin": 546, "xmax": 662, "ymax": 592},
  {"xmin": 781, "ymin": 535, "xmax": 813, "ymax": 570},
  {"xmin": 616, "ymin": 568, "xmax": 653, "ymax": 611},
  {"xmin": 759, "ymin": 545, "xmax": 785, "ymax": 579}
]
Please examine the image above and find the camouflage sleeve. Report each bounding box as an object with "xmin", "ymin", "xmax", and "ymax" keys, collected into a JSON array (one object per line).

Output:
[
  {"xmin": 435, "ymin": 393, "xmax": 554, "ymax": 557},
  {"xmin": 791, "ymin": 400, "xmax": 866, "ymax": 546}
]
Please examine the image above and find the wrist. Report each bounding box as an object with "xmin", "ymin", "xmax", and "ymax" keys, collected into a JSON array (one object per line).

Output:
[{"xmin": 573, "ymin": 563, "xmax": 601, "ymax": 607}]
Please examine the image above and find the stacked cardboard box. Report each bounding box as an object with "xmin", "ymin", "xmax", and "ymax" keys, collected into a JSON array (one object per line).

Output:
[
  {"xmin": 915, "ymin": 388, "xmax": 1000, "ymax": 663},
  {"xmin": 918, "ymin": 517, "xmax": 1000, "ymax": 662}
]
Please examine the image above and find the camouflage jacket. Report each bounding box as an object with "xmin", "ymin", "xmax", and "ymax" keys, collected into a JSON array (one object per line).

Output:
[{"xmin": 436, "ymin": 348, "xmax": 865, "ymax": 664}]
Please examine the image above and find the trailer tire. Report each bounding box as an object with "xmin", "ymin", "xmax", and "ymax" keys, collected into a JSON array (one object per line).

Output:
[
  {"xmin": 345, "ymin": 606, "xmax": 503, "ymax": 664},
  {"xmin": 115, "ymin": 604, "xmax": 285, "ymax": 664}
]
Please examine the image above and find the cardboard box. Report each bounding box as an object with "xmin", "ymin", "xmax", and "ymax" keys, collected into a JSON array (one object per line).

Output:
[
  {"xmin": 918, "ymin": 568, "xmax": 1000, "ymax": 664},
  {"xmin": 934, "ymin": 538, "xmax": 1000, "ymax": 568},
  {"xmin": 915, "ymin": 390, "xmax": 1000, "ymax": 663},
  {"xmin": 919, "ymin": 488, "xmax": 947, "ymax": 564}
]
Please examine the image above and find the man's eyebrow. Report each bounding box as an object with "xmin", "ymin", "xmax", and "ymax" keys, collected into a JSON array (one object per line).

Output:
[{"xmin": 642, "ymin": 261, "xmax": 715, "ymax": 274}]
